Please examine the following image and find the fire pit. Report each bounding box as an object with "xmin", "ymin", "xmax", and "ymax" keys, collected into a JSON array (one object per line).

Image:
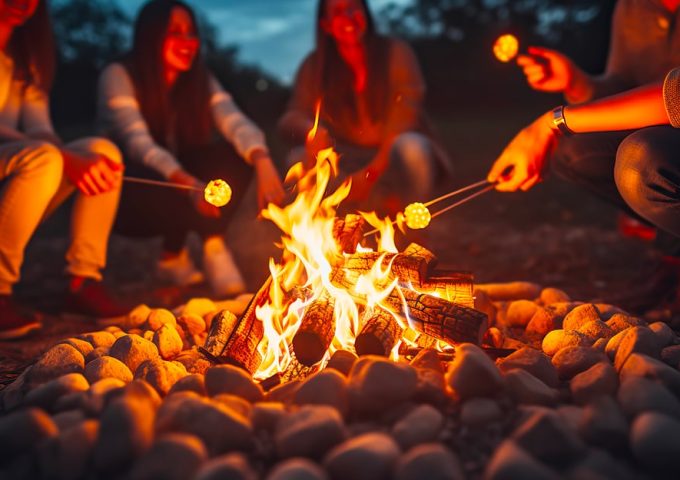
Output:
[{"xmin": 1, "ymin": 142, "xmax": 679, "ymax": 479}]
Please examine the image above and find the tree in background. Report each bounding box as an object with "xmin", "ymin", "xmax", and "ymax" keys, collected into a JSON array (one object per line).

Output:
[
  {"xmin": 379, "ymin": 0, "xmax": 617, "ymax": 112},
  {"xmin": 48, "ymin": 0, "xmax": 285, "ymax": 136}
]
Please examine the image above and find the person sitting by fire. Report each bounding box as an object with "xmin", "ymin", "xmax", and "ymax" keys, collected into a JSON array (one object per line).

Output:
[
  {"xmin": 515, "ymin": 0, "xmax": 680, "ymax": 310},
  {"xmin": 97, "ymin": 0, "xmax": 285, "ymax": 297},
  {"xmin": 488, "ymin": 70, "xmax": 680, "ymax": 310},
  {"xmin": 277, "ymin": 0, "xmax": 452, "ymax": 211},
  {"xmin": 0, "ymin": 0, "xmax": 128, "ymax": 340}
]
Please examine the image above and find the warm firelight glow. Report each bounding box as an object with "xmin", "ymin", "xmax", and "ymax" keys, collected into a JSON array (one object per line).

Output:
[
  {"xmin": 403, "ymin": 202, "xmax": 431, "ymax": 230},
  {"xmin": 204, "ymin": 179, "xmax": 232, "ymax": 207},
  {"xmin": 493, "ymin": 34, "xmax": 519, "ymax": 63}
]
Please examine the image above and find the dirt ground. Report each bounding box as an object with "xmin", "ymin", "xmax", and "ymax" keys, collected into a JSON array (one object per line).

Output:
[{"xmin": 0, "ymin": 111, "xmax": 657, "ymax": 387}]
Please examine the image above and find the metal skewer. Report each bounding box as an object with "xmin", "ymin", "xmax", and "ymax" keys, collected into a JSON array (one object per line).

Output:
[
  {"xmin": 362, "ymin": 179, "xmax": 495, "ymax": 237},
  {"xmin": 430, "ymin": 184, "xmax": 495, "ymax": 219},
  {"xmin": 123, "ymin": 176, "xmax": 203, "ymax": 192}
]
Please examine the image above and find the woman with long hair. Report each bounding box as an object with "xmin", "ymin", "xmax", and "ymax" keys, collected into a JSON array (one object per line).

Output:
[
  {"xmin": 98, "ymin": 0, "xmax": 284, "ymax": 296},
  {"xmin": 0, "ymin": 0, "xmax": 126, "ymax": 339},
  {"xmin": 278, "ymin": 0, "xmax": 452, "ymax": 208}
]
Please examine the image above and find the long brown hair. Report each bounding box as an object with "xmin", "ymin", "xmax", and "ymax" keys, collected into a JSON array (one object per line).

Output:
[
  {"xmin": 314, "ymin": 0, "xmax": 390, "ymax": 126},
  {"xmin": 10, "ymin": 0, "xmax": 56, "ymax": 91},
  {"xmin": 123, "ymin": 0, "xmax": 212, "ymax": 150}
]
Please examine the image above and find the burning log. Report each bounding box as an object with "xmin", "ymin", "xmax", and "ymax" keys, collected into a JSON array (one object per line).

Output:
[
  {"xmin": 292, "ymin": 291, "xmax": 336, "ymax": 366},
  {"xmin": 385, "ymin": 289, "xmax": 488, "ymax": 346},
  {"xmin": 333, "ymin": 214, "xmax": 366, "ymax": 254},
  {"xmin": 355, "ymin": 308, "xmax": 404, "ymax": 357},
  {"xmin": 390, "ymin": 243, "xmax": 436, "ymax": 283},
  {"xmin": 421, "ymin": 270, "xmax": 475, "ymax": 308},
  {"xmin": 200, "ymin": 279, "xmax": 270, "ymax": 374},
  {"xmin": 281, "ymin": 350, "xmax": 319, "ymax": 383},
  {"xmin": 201, "ymin": 310, "xmax": 240, "ymax": 360}
]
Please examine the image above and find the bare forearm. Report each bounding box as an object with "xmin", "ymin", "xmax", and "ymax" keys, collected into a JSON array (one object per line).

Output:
[{"xmin": 564, "ymin": 82, "xmax": 668, "ymax": 133}]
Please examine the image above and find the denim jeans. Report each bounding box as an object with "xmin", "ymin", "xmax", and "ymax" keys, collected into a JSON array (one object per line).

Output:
[
  {"xmin": 0, "ymin": 137, "xmax": 123, "ymax": 294},
  {"xmin": 552, "ymin": 126, "xmax": 680, "ymax": 251}
]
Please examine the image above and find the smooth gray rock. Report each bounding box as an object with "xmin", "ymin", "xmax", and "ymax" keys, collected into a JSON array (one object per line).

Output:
[
  {"xmin": 129, "ymin": 433, "xmax": 207, "ymax": 480},
  {"xmin": 294, "ymin": 370, "xmax": 348, "ymax": 417},
  {"xmin": 511, "ymin": 410, "xmax": 586, "ymax": 466},
  {"xmin": 484, "ymin": 440, "xmax": 559, "ymax": 480},
  {"xmin": 275, "ymin": 405, "xmax": 347, "ymax": 459},
  {"xmin": 460, "ymin": 398, "xmax": 503, "ymax": 426},
  {"xmin": 569, "ymin": 362, "xmax": 618, "ymax": 405},
  {"xmin": 617, "ymin": 376, "xmax": 680, "ymax": 419},
  {"xmin": 266, "ymin": 458, "xmax": 328, "ymax": 480},
  {"xmin": 504, "ymin": 369, "xmax": 558, "ymax": 406},
  {"xmin": 323, "ymin": 432, "xmax": 400, "ymax": 480},
  {"xmin": 577, "ymin": 396, "xmax": 628, "ymax": 453},
  {"xmin": 155, "ymin": 394, "xmax": 253, "ymax": 455},
  {"xmin": 0, "ymin": 408, "xmax": 58, "ymax": 463},
  {"xmin": 631, "ymin": 412, "xmax": 680, "ymax": 472},
  {"xmin": 551, "ymin": 346, "xmax": 606, "ymax": 380},
  {"xmin": 391, "ymin": 404, "xmax": 444, "ymax": 450},
  {"xmin": 195, "ymin": 452, "xmax": 258, "ymax": 480},
  {"xmin": 394, "ymin": 443, "xmax": 464, "ymax": 480},
  {"xmin": 498, "ymin": 347, "xmax": 558, "ymax": 387},
  {"xmin": 348, "ymin": 356, "xmax": 418, "ymax": 413},
  {"xmin": 205, "ymin": 364, "xmax": 264, "ymax": 403},
  {"xmin": 445, "ymin": 344, "xmax": 504, "ymax": 400}
]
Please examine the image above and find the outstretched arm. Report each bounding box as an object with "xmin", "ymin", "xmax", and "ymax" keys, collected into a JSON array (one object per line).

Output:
[{"xmin": 488, "ymin": 78, "xmax": 670, "ymax": 192}]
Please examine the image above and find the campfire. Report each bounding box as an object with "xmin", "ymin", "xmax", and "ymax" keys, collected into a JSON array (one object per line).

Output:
[{"xmin": 199, "ymin": 129, "xmax": 488, "ymax": 384}]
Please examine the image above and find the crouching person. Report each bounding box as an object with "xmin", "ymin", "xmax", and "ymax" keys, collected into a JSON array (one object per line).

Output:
[{"xmin": 0, "ymin": 0, "xmax": 126, "ymax": 340}]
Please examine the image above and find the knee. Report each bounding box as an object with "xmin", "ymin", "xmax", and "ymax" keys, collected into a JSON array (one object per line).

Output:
[
  {"xmin": 72, "ymin": 137, "xmax": 123, "ymax": 166},
  {"xmin": 551, "ymin": 135, "xmax": 592, "ymax": 176},
  {"xmin": 614, "ymin": 129, "xmax": 669, "ymax": 204},
  {"xmin": 16, "ymin": 140, "xmax": 63, "ymax": 182},
  {"xmin": 390, "ymin": 132, "xmax": 432, "ymax": 162}
]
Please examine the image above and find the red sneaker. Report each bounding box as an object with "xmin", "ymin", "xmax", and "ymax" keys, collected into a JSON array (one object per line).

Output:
[
  {"xmin": 63, "ymin": 277, "xmax": 130, "ymax": 319},
  {"xmin": 0, "ymin": 295, "xmax": 42, "ymax": 340},
  {"xmin": 618, "ymin": 213, "xmax": 656, "ymax": 242}
]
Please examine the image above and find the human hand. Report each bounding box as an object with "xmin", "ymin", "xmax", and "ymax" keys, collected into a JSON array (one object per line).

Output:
[
  {"xmin": 254, "ymin": 154, "xmax": 285, "ymax": 210},
  {"xmin": 487, "ymin": 112, "xmax": 557, "ymax": 192},
  {"xmin": 63, "ymin": 149, "xmax": 123, "ymax": 196},
  {"xmin": 517, "ymin": 47, "xmax": 575, "ymax": 93}
]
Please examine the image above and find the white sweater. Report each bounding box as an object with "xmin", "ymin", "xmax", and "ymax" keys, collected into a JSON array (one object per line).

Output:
[
  {"xmin": 0, "ymin": 51, "xmax": 55, "ymax": 136},
  {"xmin": 96, "ymin": 62, "xmax": 268, "ymax": 178}
]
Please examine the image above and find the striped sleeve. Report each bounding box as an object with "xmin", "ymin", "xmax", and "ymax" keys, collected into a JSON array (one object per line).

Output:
[
  {"xmin": 209, "ymin": 75, "xmax": 268, "ymax": 164},
  {"xmin": 663, "ymin": 68, "xmax": 680, "ymax": 128}
]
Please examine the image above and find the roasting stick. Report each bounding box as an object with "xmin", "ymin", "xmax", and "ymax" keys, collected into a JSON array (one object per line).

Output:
[
  {"xmin": 123, "ymin": 176, "xmax": 203, "ymax": 192},
  {"xmin": 422, "ymin": 179, "xmax": 489, "ymax": 208},
  {"xmin": 429, "ymin": 184, "xmax": 495, "ymax": 219},
  {"xmin": 362, "ymin": 179, "xmax": 495, "ymax": 237}
]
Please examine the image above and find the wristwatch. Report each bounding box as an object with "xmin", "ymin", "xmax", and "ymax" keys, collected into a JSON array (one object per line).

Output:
[{"xmin": 551, "ymin": 105, "xmax": 574, "ymax": 136}]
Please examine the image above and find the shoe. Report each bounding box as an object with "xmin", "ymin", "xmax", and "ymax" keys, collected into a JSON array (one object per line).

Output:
[
  {"xmin": 606, "ymin": 256, "xmax": 680, "ymax": 314},
  {"xmin": 618, "ymin": 213, "xmax": 656, "ymax": 242},
  {"xmin": 203, "ymin": 236, "xmax": 246, "ymax": 297},
  {"xmin": 63, "ymin": 277, "xmax": 130, "ymax": 319},
  {"xmin": 0, "ymin": 295, "xmax": 42, "ymax": 340},
  {"xmin": 157, "ymin": 248, "xmax": 204, "ymax": 287}
]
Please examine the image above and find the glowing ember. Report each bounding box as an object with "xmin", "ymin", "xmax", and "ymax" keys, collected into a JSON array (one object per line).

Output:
[
  {"xmin": 204, "ymin": 179, "xmax": 232, "ymax": 207},
  {"xmin": 404, "ymin": 202, "xmax": 431, "ymax": 230},
  {"xmin": 493, "ymin": 34, "xmax": 519, "ymax": 63}
]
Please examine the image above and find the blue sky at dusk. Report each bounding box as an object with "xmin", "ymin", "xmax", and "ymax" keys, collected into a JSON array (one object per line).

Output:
[{"xmin": 117, "ymin": 0, "xmax": 411, "ymax": 84}]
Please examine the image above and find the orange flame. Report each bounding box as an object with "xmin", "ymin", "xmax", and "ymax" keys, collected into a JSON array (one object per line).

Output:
[
  {"xmin": 252, "ymin": 108, "xmax": 446, "ymax": 380},
  {"xmin": 306, "ymin": 99, "xmax": 322, "ymax": 144}
]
